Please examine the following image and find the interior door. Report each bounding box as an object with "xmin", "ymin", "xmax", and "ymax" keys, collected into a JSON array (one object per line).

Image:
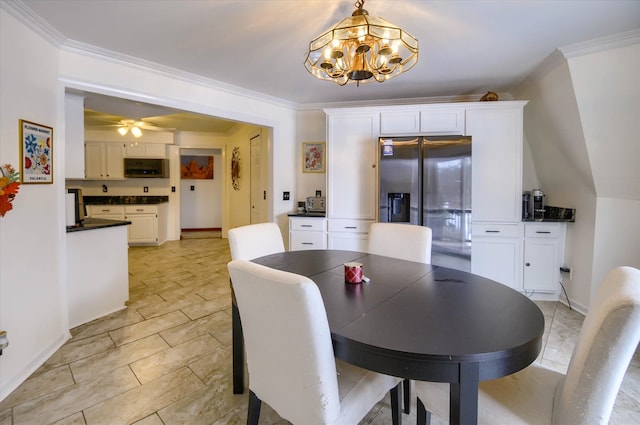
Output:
[{"xmin": 250, "ymin": 132, "xmax": 265, "ymax": 223}]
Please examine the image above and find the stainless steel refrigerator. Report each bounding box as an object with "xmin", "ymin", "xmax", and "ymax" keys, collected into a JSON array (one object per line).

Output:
[{"xmin": 378, "ymin": 135, "xmax": 472, "ymax": 271}]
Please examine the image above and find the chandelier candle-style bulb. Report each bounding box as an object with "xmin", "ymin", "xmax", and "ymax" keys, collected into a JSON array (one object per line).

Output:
[{"xmin": 304, "ymin": 0, "xmax": 418, "ymax": 86}]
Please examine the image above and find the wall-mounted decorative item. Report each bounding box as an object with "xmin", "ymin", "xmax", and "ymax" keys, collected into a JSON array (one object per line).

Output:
[
  {"xmin": 180, "ymin": 155, "xmax": 213, "ymax": 179},
  {"xmin": 0, "ymin": 163, "xmax": 20, "ymax": 217},
  {"xmin": 20, "ymin": 119, "xmax": 53, "ymax": 184},
  {"xmin": 303, "ymin": 142, "xmax": 325, "ymax": 173},
  {"xmin": 231, "ymin": 146, "xmax": 240, "ymax": 191}
]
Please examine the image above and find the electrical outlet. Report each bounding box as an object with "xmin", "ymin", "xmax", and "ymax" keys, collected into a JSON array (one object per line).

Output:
[
  {"xmin": 560, "ymin": 266, "xmax": 573, "ymax": 280},
  {"xmin": 283, "ymin": 191, "xmax": 290, "ymax": 201},
  {"xmin": 171, "ymin": 186, "xmax": 176, "ymax": 193},
  {"xmin": 102, "ymin": 184, "xmax": 108, "ymax": 193},
  {"xmin": 143, "ymin": 186, "xmax": 148, "ymax": 193}
]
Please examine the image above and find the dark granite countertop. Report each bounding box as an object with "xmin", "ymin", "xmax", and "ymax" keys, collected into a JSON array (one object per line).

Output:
[
  {"xmin": 66, "ymin": 217, "xmax": 131, "ymax": 233},
  {"xmin": 287, "ymin": 212, "xmax": 326, "ymax": 217},
  {"xmin": 83, "ymin": 196, "xmax": 169, "ymax": 205},
  {"xmin": 522, "ymin": 218, "xmax": 575, "ymax": 223}
]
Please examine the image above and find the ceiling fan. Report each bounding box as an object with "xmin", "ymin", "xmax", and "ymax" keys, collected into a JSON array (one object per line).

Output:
[{"xmin": 84, "ymin": 109, "xmax": 175, "ymax": 137}]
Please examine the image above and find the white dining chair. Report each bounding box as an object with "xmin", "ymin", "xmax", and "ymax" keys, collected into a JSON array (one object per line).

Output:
[
  {"xmin": 228, "ymin": 222, "xmax": 285, "ymax": 261},
  {"xmin": 228, "ymin": 260, "xmax": 403, "ymax": 425},
  {"xmin": 367, "ymin": 222, "xmax": 432, "ymax": 412},
  {"xmin": 228, "ymin": 222, "xmax": 285, "ymax": 394},
  {"xmin": 367, "ymin": 222, "xmax": 432, "ymax": 264},
  {"xmin": 414, "ymin": 265, "xmax": 640, "ymax": 425}
]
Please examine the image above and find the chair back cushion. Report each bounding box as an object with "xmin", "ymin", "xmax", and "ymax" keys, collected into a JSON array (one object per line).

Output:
[
  {"xmin": 228, "ymin": 222, "xmax": 285, "ymax": 260},
  {"xmin": 367, "ymin": 222, "xmax": 432, "ymax": 264},
  {"xmin": 553, "ymin": 266, "xmax": 640, "ymax": 425},
  {"xmin": 227, "ymin": 260, "xmax": 341, "ymax": 424}
]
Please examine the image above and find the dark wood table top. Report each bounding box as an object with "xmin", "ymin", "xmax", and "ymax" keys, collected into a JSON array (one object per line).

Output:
[{"xmin": 252, "ymin": 249, "xmax": 544, "ymax": 383}]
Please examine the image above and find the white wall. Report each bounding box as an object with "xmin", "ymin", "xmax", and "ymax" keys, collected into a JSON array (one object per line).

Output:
[
  {"xmin": 0, "ymin": 9, "xmax": 70, "ymax": 400},
  {"xmin": 0, "ymin": 5, "xmax": 297, "ymax": 400},
  {"xmin": 567, "ymin": 41, "xmax": 640, "ymax": 297},
  {"xmin": 514, "ymin": 38, "xmax": 640, "ymax": 311},
  {"xmin": 295, "ymin": 109, "xmax": 327, "ymax": 204}
]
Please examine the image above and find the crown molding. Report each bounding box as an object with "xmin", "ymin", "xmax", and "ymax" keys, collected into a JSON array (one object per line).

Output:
[
  {"xmin": 559, "ymin": 29, "xmax": 640, "ymax": 58},
  {"xmin": 1, "ymin": 0, "xmax": 66, "ymax": 47}
]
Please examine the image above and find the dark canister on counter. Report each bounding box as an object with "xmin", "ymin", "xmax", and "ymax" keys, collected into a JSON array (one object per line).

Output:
[{"xmin": 522, "ymin": 192, "xmax": 530, "ymax": 220}]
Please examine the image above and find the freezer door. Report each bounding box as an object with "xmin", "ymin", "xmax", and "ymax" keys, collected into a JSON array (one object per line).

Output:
[{"xmin": 378, "ymin": 137, "xmax": 420, "ymax": 224}]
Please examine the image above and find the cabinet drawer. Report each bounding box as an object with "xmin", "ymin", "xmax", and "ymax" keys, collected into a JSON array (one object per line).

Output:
[
  {"xmin": 328, "ymin": 219, "xmax": 374, "ymax": 233},
  {"xmin": 472, "ymin": 222, "xmax": 523, "ymax": 238},
  {"xmin": 524, "ymin": 222, "xmax": 562, "ymax": 238},
  {"xmin": 88, "ymin": 205, "xmax": 125, "ymax": 215},
  {"xmin": 289, "ymin": 218, "xmax": 327, "ymax": 231},
  {"xmin": 125, "ymin": 205, "xmax": 158, "ymax": 214},
  {"xmin": 290, "ymin": 231, "xmax": 327, "ymax": 250}
]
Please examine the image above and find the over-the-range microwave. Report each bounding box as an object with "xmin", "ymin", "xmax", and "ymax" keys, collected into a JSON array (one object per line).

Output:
[{"xmin": 123, "ymin": 158, "xmax": 169, "ymax": 178}]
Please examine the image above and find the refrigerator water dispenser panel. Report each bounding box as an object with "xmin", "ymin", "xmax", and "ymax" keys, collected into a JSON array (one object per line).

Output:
[{"xmin": 388, "ymin": 193, "xmax": 410, "ymax": 222}]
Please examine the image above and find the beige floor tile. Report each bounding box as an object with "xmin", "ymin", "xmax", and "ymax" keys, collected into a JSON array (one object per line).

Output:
[
  {"xmin": 12, "ymin": 366, "xmax": 139, "ymax": 425},
  {"xmin": 188, "ymin": 345, "xmax": 234, "ymax": 384},
  {"xmin": 180, "ymin": 296, "xmax": 230, "ymax": 320},
  {"xmin": 131, "ymin": 414, "xmax": 165, "ymax": 425},
  {"xmin": 109, "ymin": 310, "xmax": 190, "ymax": 346},
  {"xmin": 130, "ymin": 334, "xmax": 222, "ymax": 383},
  {"xmin": 0, "ymin": 409, "xmax": 10, "ymax": 425},
  {"xmin": 38, "ymin": 334, "xmax": 115, "ymax": 373},
  {"xmin": 137, "ymin": 293, "xmax": 206, "ymax": 319},
  {"xmin": 70, "ymin": 334, "xmax": 169, "ymax": 382},
  {"xmin": 52, "ymin": 412, "xmax": 87, "ymax": 425},
  {"xmin": 160, "ymin": 310, "xmax": 231, "ymax": 347},
  {"xmin": 0, "ymin": 365, "xmax": 74, "ymax": 410},
  {"xmin": 157, "ymin": 378, "xmax": 245, "ymax": 425},
  {"xmin": 70, "ymin": 308, "xmax": 145, "ymax": 341},
  {"xmin": 83, "ymin": 367, "xmax": 205, "ymax": 425}
]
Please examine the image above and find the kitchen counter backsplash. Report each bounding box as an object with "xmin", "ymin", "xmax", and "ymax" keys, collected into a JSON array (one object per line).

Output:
[{"xmin": 83, "ymin": 195, "xmax": 169, "ymax": 205}]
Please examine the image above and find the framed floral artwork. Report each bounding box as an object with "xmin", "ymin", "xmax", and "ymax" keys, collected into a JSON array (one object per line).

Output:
[
  {"xmin": 20, "ymin": 119, "xmax": 53, "ymax": 184},
  {"xmin": 303, "ymin": 142, "xmax": 325, "ymax": 173}
]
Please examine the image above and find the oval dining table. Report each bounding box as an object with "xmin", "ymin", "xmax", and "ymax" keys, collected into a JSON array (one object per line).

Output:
[{"xmin": 234, "ymin": 249, "xmax": 544, "ymax": 425}]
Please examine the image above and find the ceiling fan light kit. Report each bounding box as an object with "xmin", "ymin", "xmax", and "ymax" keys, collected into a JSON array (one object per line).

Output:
[{"xmin": 304, "ymin": 0, "xmax": 418, "ymax": 86}]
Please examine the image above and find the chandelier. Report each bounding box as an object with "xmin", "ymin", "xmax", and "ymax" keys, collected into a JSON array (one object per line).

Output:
[{"xmin": 304, "ymin": 0, "xmax": 418, "ymax": 86}]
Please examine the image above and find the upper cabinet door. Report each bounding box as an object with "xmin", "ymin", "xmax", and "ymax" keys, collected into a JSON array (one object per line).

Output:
[
  {"xmin": 326, "ymin": 112, "xmax": 379, "ymax": 220},
  {"xmin": 466, "ymin": 105, "xmax": 525, "ymax": 222},
  {"xmin": 420, "ymin": 107, "xmax": 465, "ymax": 135},
  {"xmin": 380, "ymin": 110, "xmax": 420, "ymax": 135}
]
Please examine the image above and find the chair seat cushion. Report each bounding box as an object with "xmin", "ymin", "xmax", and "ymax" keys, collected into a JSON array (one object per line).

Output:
[
  {"xmin": 333, "ymin": 359, "xmax": 402, "ymax": 425},
  {"xmin": 415, "ymin": 363, "xmax": 564, "ymax": 425}
]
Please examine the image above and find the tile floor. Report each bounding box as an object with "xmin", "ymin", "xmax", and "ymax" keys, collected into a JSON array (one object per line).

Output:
[{"xmin": 0, "ymin": 237, "xmax": 638, "ymax": 424}]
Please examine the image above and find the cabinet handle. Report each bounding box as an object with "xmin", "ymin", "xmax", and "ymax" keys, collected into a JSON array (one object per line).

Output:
[
  {"xmin": 301, "ymin": 225, "xmax": 313, "ymax": 227},
  {"xmin": 302, "ymin": 242, "xmax": 314, "ymax": 245},
  {"xmin": 536, "ymin": 231, "xmax": 551, "ymax": 234},
  {"xmin": 136, "ymin": 208, "xmax": 144, "ymax": 212},
  {"xmin": 101, "ymin": 209, "xmax": 110, "ymax": 212},
  {"xmin": 345, "ymin": 226, "xmax": 357, "ymax": 229},
  {"xmin": 485, "ymin": 230, "xmax": 500, "ymax": 233},
  {"xmin": 525, "ymin": 263, "xmax": 531, "ymax": 267}
]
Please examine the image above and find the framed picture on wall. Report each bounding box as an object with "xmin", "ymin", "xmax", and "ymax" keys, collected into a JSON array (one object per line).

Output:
[
  {"xmin": 302, "ymin": 142, "xmax": 325, "ymax": 173},
  {"xmin": 19, "ymin": 119, "xmax": 53, "ymax": 184},
  {"xmin": 180, "ymin": 155, "xmax": 213, "ymax": 179}
]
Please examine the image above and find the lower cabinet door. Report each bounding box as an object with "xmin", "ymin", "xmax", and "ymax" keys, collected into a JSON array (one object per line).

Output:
[
  {"xmin": 471, "ymin": 237, "xmax": 523, "ymax": 291},
  {"xmin": 126, "ymin": 214, "xmax": 158, "ymax": 243},
  {"xmin": 328, "ymin": 232, "xmax": 369, "ymax": 252}
]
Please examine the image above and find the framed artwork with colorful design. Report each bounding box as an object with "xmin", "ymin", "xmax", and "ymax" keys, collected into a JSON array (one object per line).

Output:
[
  {"xmin": 302, "ymin": 142, "xmax": 325, "ymax": 173},
  {"xmin": 20, "ymin": 119, "xmax": 53, "ymax": 184}
]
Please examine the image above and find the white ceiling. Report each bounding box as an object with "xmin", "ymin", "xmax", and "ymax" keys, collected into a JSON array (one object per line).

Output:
[{"xmin": 17, "ymin": 0, "xmax": 640, "ymax": 130}]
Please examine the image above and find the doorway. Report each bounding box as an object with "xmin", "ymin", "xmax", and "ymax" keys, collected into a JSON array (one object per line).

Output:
[{"xmin": 180, "ymin": 148, "xmax": 223, "ymax": 239}]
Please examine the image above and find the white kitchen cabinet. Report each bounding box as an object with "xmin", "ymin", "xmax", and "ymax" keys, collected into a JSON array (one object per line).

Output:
[
  {"xmin": 125, "ymin": 143, "xmax": 166, "ymax": 158},
  {"xmin": 87, "ymin": 204, "xmax": 167, "ymax": 245},
  {"xmin": 86, "ymin": 205, "xmax": 125, "ymax": 221},
  {"xmin": 465, "ymin": 104, "xmax": 526, "ymax": 222},
  {"xmin": 289, "ymin": 217, "xmax": 327, "ymax": 251},
  {"xmin": 420, "ymin": 106, "xmax": 465, "ymax": 134},
  {"xmin": 85, "ymin": 142, "xmax": 125, "ymax": 179},
  {"xmin": 523, "ymin": 222, "xmax": 566, "ymax": 293},
  {"xmin": 327, "ymin": 219, "xmax": 373, "ymax": 252},
  {"xmin": 471, "ymin": 223, "xmax": 524, "ymax": 291},
  {"xmin": 325, "ymin": 110, "xmax": 378, "ymax": 220},
  {"xmin": 380, "ymin": 110, "xmax": 420, "ymax": 135},
  {"xmin": 65, "ymin": 93, "xmax": 86, "ymax": 179}
]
